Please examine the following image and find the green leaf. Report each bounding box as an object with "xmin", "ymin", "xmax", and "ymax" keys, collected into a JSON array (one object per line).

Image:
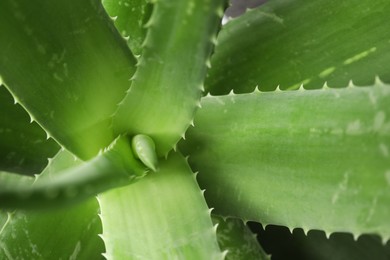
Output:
[
  {"xmin": 181, "ymin": 82, "xmax": 390, "ymax": 240},
  {"xmin": 213, "ymin": 215, "xmax": 269, "ymax": 260},
  {"xmin": 0, "ymin": 0, "xmax": 136, "ymax": 160},
  {"xmin": 0, "ymin": 150, "xmax": 104, "ymax": 259},
  {"xmin": 0, "ymin": 86, "xmax": 59, "ymax": 175},
  {"xmin": 132, "ymin": 134, "xmax": 158, "ymax": 172},
  {"xmin": 206, "ymin": 0, "xmax": 390, "ymax": 94},
  {"xmin": 113, "ymin": 0, "xmax": 226, "ymax": 156},
  {"xmin": 0, "ymin": 136, "xmax": 146, "ymax": 209},
  {"xmin": 102, "ymin": 0, "xmax": 152, "ymax": 55},
  {"xmin": 98, "ymin": 152, "xmax": 223, "ymax": 259}
]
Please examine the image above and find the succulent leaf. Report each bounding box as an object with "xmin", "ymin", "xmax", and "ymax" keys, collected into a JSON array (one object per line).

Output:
[
  {"xmin": 98, "ymin": 152, "xmax": 223, "ymax": 259},
  {"xmin": 213, "ymin": 215, "xmax": 269, "ymax": 260},
  {"xmin": 0, "ymin": 150, "xmax": 104, "ymax": 259},
  {"xmin": 0, "ymin": 0, "xmax": 136, "ymax": 160},
  {"xmin": 0, "ymin": 136, "xmax": 146, "ymax": 209},
  {"xmin": 181, "ymin": 82, "xmax": 390, "ymax": 240},
  {"xmin": 113, "ymin": 0, "xmax": 226, "ymax": 157},
  {"xmin": 131, "ymin": 134, "xmax": 158, "ymax": 172},
  {"xmin": 207, "ymin": 0, "xmax": 390, "ymax": 94},
  {"xmin": 102, "ymin": 0, "xmax": 152, "ymax": 55},
  {"xmin": 0, "ymin": 86, "xmax": 59, "ymax": 175}
]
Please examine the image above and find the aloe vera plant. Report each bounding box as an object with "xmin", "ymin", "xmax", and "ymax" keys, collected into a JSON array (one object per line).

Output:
[{"xmin": 0, "ymin": 0, "xmax": 390, "ymax": 259}]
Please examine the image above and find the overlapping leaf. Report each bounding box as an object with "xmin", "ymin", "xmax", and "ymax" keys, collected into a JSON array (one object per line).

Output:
[
  {"xmin": 0, "ymin": 150, "xmax": 104, "ymax": 259},
  {"xmin": 0, "ymin": 86, "xmax": 59, "ymax": 175},
  {"xmin": 0, "ymin": 0, "xmax": 136, "ymax": 159},
  {"xmin": 213, "ymin": 215, "xmax": 269, "ymax": 259},
  {"xmin": 181, "ymin": 82, "xmax": 390, "ymax": 240},
  {"xmin": 98, "ymin": 153, "xmax": 223, "ymax": 259},
  {"xmin": 102, "ymin": 0, "xmax": 152, "ymax": 55},
  {"xmin": 0, "ymin": 136, "xmax": 146, "ymax": 209},
  {"xmin": 207, "ymin": 0, "xmax": 390, "ymax": 94},
  {"xmin": 113, "ymin": 0, "xmax": 226, "ymax": 156}
]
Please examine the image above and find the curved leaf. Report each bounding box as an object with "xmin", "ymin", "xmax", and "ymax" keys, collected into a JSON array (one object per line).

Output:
[
  {"xmin": 102, "ymin": 0, "xmax": 152, "ymax": 55},
  {"xmin": 213, "ymin": 215, "xmax": 269, "ymax": 260},
  {"xmin": 98, "ymin": 152, "xmax": 223, "ymax": 259},
  {"xmin": 0, "ymin": 150, "xmax": 104, "ymax": 259},
  {"xmin": 113, "ymin": 0, "xmax": 226, "ymax": 156},
  {"xmin": 207, "ymin": 0, "xmax": 390, "ymax": 94},
  {"xmin": 181, "ymin": 82, "xmax": 390, "ymax": 240},
  {"xmin": 0, "ymin": 86, "xmax": 59, "ymax": 175},
  {"xmin": 0, "ymin": 136, "xmax": 146, "ymax": 210},
  {"xmin": 0, "ymin": 0, "xmax": 136, "ymax": 160}
]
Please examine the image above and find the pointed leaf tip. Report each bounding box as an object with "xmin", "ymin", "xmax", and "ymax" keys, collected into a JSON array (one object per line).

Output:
[{"xmin": 131, "ymin": 134, "xmax": 158, "ymax": 172}]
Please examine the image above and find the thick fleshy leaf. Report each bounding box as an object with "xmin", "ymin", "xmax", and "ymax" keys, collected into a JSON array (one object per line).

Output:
[
  {"xmin": 0, "ymin": 150, "xmax": 104, "ymax": 259},
  {"xmin": 0, "ymin": 0, "xmax": 136, "ymax": 160},
  {"xmin": 207, "ymin": 0, "xmax": 390, "ymax": 94},
  {"xmin": 102, "ymin": 0, "xmax": 151, "ymax": 55},
  {"xmin": 0, "ymin": 136, "xmax": 146, "ymax": 209},
  {"xmin": 98, "ymin": 152, "xmax": 223, "ymax": 259},
  {"xmin": 181, "ymin": 82, "xmax": 390, "ymax": 240},
  {"xmin": 113, "ymin": 0, "xmax": 226, "ymax": 156},
  {"xmin": 213, "ymin": 215, "xmax": 269, "ymax": 260},
  {"xmin": 0, "ymin": 86, "xmax": 59, "ymax": 175}
]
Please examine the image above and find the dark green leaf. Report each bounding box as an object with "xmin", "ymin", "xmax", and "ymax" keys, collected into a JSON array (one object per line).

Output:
[
  {"xmin": 0, "ymin": 150, "xmax": 104, "ymax": 259},
  {"xmin": 0, "ymin": 0, "xmax": 136, "ymax": 159},
  {"xmin": 0, "ymin": 86, "xmax": 59, "ymax": 175}
]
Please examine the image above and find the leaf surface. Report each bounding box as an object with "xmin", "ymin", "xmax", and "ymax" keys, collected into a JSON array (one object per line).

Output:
[
  {"xmin": 213, "ymin": 215, "xmax": 269, "ymax": 260},
  {"xmin": 0, "ymin": 136, "xmax": 146, "ymax": 209},
  {"xmin": 113, "ymin": 0, "xmax": 226, "ymax": 156},
  {"xmin": 207, "ymin": 0, "xmax": 390, "ymax": 94},
  {"xmin": 0, "ymin": 150, "xmax": 104, "ymax": 259},
  {"xmin": 181, "ymin": 83, "xmax": 390, "ymax": 240},
  {"xmin": 98, "ymin": 152, "xmax": 223, "ymax": 259},
  {"xmin": 0, "ymin": 86, "xmax": 59, "ymax": 175},
  {"xmin": 0, "ymin": 0, "xmax": 136, "ymax": 159},
  {"xmin": 102, "ymin": 0, "xmax": 151, "ymax": 55}
]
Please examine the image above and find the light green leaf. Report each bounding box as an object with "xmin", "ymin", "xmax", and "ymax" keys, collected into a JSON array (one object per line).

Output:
[
  {"xmin": 0, "ymin": 136, "xmax": 146, "ymax": 209},
  {"xmin": 181, "ymin": 82, "xmax": 390, "ymax": 240},
  {"xmin": 207, "ymin": 0, "xmax": 390, "ymax": 94},
  {"xmin": 213, "ymin": 215, "xmax": 269, "ymax": 260},
  {"xmin": 113, "ymin": 0, "xmax": 226, "ymax": 156},
  {"xmin": 102, "ymin": 0, "xmax": 152, "ymax": 55},
  {"xmin": 98, "ymin": 152, "xmax": 223, "ymax": 259},
  {"xmin": 0, "ymin": 0, "xmax": 136, "ymax": 160},
  {"xmin": 0, "ymin": 86, "xmax": 59, "ymax": 175},
  {"xmin": 0, "ymin": 150, "xmax": 104, "ymax": 259}
]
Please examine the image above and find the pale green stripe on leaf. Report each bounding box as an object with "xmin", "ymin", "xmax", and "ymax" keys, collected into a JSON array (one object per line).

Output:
[
  {"xmin": 181, "ymin": 82, "xmax": 390, "ymax": 240},
  {"xmin": 98, "ymin": 152, "xmax": 223, "ymax": 260},
  {"xmin": 207, "ymin": 0, "xmax": 390, "ymax": 94},
  {"xmin": 0, "ymin": 0, "xmax": 136, "ymax": 160},
  {"xmin": 113, "ymin": 0, "xmax": 226, "ymax": 156},
  {"xmin": 0, "ymin": 150, "xmax": 104, "ymax": 259},
  {"xmin": 102, "ymin": 0, "xmax": 151, "ymax": 55},
  {"xmin": 0, "ymin": 136, "xmax": 146, "ymax": 209},
  {"xmin": 0, "ymin": 86, "xmax": 59, "ymax": 175},
  {"xmin": 213, "ymin": 215, "xmax": 269, "ymax": 260}
]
